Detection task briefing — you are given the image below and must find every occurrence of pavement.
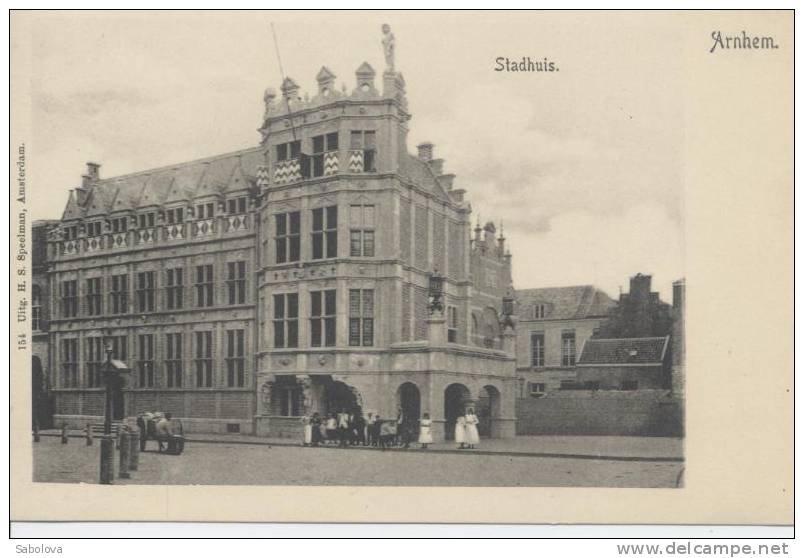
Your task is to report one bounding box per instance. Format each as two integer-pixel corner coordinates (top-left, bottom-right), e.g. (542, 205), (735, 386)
(38, 429), (683, 461)
(32, 435), (685, 487)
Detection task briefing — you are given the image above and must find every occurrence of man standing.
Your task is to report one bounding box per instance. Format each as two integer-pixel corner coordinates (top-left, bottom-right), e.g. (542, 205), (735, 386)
(337, 408), (350, 448)
(155, 412), (173, 453)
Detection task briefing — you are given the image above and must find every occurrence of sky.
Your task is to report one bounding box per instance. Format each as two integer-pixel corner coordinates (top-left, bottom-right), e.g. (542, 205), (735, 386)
(20, 11), (684, 301)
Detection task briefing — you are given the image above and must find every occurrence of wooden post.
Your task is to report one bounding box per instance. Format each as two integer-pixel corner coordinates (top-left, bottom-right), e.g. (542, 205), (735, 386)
(60, 423), (68, 444)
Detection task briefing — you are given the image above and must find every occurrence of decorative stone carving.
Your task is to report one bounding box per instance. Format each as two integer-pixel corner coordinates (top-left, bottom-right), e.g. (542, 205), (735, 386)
(382, 24), (395, 71)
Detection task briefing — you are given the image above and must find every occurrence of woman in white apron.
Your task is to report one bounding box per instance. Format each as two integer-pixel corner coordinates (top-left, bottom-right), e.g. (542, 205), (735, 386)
(454, 415), (466, 449)
(418, 413), (433, 449)
(464, 408), (480, 449)
(301, 414), (313, 447)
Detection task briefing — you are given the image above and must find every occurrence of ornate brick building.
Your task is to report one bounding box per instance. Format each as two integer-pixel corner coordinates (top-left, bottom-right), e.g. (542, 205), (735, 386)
(45, 33), (517, 440)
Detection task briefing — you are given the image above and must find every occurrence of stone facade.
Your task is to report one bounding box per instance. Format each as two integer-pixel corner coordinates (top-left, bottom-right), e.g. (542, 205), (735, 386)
(44, 44), (517, 440)
(514, 285), (615, 397)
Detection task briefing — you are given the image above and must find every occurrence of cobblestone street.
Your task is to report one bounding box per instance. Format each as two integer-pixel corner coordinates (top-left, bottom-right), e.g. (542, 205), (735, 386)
(33, 436), (684, 487)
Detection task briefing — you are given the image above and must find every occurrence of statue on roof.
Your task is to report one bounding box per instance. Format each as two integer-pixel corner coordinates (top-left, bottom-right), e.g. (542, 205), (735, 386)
(381, 24), (395, 71)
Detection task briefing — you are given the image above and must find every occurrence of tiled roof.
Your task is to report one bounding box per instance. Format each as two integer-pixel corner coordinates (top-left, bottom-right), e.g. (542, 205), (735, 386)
(60, 147), (267, 221)
(577, 336), (669, 366)
(515, 285), (616, 320)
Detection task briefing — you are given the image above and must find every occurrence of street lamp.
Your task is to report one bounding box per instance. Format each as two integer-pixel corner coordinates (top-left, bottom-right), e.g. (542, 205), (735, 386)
(428, 269), (444, 314)
(99, 330), (130, 484)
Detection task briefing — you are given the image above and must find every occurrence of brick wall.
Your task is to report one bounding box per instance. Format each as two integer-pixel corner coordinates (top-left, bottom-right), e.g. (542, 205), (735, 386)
(414, 204), (428, 269)
(413, 285), (427, 340)
(400, 199), (411, 263)
(401, 283), (411, 341)
(516, 391), (683, 436)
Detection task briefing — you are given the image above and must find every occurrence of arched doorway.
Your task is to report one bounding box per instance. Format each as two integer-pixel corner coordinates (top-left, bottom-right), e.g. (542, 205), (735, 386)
(444, 383), (471, 440)
(477, 384), (501, 438)
(396, 382), (421, 423)
(323, 380), (360, 415)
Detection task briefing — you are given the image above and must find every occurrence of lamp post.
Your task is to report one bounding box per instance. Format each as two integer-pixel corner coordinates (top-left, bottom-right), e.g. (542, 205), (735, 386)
(99, 334), (115, 484)
(428, 269), (444, 314)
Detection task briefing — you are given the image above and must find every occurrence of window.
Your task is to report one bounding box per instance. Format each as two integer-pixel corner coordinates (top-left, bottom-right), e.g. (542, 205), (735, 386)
(276, 140), (301, 162)
(447, 306), (458, 343)
(226, 329), (245, 387)
(86, 277), (102, 316)
(349, 204), (375, 257)
(60, 280), (78, 318)
(136, 271), (156, 313)
(312, 206), (337, 259)
(273, 293), (299, 348)
(86, 221), (103, 237)
(227, 197), (247, 215)
(194, 331), (213, 388)
(529, 383), (546, 398)
(531, 333), (545, 367)
(310, 290), (336, 347)
(32, 286), (41, 331)
(350, 130), (377, 172)
(111, 217), (128, 233)
(195, 264), (214, 307)
(110, 335), (127, 362)
(110, 274), (129, 314)
(63, 225), (78, 240)
(166, 207), (184, 225)
(561, 331), (576, 367)
(166, 268), (184, 310)
(138, 213), (155, 228)
(195, 202), (215, 219)
(275, 211), (300, 263)
(278, 386), (301, 417)
(165, 333), (183, 388)
(621, 380), (639, 391)
(85, 337), (105, 388)
(61, 338), (78, 388)
(532, 304), (547, 319)
(349, 289), (374, 347)
(137, 334), (155, 388)
(227, 261), (246, 305)
(312, 132), (339, 177)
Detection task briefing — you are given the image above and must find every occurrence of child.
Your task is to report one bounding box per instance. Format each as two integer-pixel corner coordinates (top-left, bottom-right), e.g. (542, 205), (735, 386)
(418, 413), (433, 449)
(455, 414), (466, 449)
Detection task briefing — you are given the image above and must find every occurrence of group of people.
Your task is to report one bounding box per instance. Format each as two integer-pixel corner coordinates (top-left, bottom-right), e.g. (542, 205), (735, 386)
(300, 407), (480, 450)
(136, 411), (185, 454)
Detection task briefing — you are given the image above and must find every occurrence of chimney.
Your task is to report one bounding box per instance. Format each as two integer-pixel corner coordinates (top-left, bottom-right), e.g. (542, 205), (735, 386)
(86, 162), (100, 181)
(417, 142), (433, 162)
(629, 273), (652, 303)
(81, 175), (92, 188)
(429, 158), (444, 175)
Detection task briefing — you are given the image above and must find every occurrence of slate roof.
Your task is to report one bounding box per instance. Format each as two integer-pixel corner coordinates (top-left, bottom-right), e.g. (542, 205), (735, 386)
(60, 147), (267, 221)
(577, 336), (670, 366)
(398, 154), (452, 202)
(516, 285), (616, 321)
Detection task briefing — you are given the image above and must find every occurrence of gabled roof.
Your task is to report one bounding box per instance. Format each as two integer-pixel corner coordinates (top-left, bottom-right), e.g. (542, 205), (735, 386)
(58, 146), (267, 219)
(516, 285), (616, 320)
(577, 336), (670, 366)
(398, 154), (452, 203)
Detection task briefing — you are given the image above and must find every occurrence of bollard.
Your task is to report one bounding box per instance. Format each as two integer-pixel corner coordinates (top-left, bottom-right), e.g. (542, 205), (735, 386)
(86, 423), (94, 446)
(128, 430), (140, 471)
(33, 423), (40, 443)
(118, 429), (131, 479)
(115, 427), (121, 450)
(60, 423), (68, 444)
(99, 435), (115, 485)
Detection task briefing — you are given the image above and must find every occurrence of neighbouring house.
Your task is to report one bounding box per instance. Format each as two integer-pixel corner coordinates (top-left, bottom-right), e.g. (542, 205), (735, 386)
(514, 285), (616, 397)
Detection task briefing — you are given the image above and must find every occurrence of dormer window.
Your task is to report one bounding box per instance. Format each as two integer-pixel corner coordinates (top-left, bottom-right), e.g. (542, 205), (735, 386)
(86, 221), (103, 237)
(63, 225), (78, 240)
(532, 304), (547, 319)
(111, 217), (128, 233)
(227, 197), (247, 215)
(196, 202), (215, 219)
(166, 208), (184, 225)
(138, 212), (155, 228)
(276, 140), (301, 162)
